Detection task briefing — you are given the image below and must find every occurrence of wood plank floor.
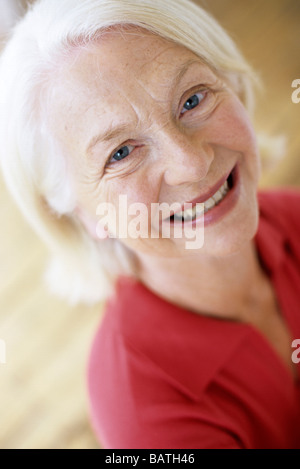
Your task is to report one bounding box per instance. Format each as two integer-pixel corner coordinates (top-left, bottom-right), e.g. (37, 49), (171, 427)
(0, 0), (299, 449)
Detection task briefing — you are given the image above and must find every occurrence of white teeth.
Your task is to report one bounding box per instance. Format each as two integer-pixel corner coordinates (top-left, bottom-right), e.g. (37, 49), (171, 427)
(184, 208), (194, 219)
(174, 209), (191, 221)
(174, 207), (194, 221)
(172, 178), (230, 221)
(173, 210), (184, 220)
(220, 181), (229, 196)
(212, 189), (223, 204)
(204, 197), (215, 212)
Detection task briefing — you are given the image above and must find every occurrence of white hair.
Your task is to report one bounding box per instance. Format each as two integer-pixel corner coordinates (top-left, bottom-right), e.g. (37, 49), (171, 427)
(0, 0), (260, 304)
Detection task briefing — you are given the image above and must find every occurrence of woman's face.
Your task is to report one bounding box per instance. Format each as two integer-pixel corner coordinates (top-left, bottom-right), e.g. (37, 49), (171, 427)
(49, 29), (260, 259)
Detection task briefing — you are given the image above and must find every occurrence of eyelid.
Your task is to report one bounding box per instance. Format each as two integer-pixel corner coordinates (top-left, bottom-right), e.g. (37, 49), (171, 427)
(178, 83), (220, 120)
(106, 143), (138, 167)
(180, 89), (207, 116)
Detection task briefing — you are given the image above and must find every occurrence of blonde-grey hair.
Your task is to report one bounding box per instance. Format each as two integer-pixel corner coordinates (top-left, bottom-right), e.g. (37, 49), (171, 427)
(0, 0), (262, 304)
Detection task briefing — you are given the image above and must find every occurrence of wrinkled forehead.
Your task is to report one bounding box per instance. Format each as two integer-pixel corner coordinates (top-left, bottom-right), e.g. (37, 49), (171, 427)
(51, 27), (210, 104)
(46, 28), (219, 157)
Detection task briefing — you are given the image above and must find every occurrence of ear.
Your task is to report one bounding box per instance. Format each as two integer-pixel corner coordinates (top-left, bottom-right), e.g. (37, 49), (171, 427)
(74, 206), (109, 240)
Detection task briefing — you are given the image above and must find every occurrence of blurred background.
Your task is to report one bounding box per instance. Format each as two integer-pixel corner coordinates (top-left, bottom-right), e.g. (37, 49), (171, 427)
(0, 0), (299, 449)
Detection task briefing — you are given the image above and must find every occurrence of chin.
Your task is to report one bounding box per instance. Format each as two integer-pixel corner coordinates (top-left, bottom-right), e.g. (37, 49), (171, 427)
(202, 197), (259, 259)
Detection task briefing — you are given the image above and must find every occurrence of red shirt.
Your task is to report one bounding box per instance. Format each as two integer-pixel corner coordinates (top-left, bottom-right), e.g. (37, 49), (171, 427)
(87, 189), (300, 449)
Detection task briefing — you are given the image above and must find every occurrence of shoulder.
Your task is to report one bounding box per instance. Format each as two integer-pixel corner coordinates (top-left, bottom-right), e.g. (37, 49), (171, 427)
(91, 276), (250, 398)
(258, 187), (300, 203)
(258, 187), (300, 229)
(254, 187), (300, 276)
(256, 188), (300, 254)
(87, 277), (251, 448)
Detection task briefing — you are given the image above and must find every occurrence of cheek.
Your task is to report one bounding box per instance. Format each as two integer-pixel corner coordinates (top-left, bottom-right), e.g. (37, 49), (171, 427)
(209, 96), (258, 155)
(82, 174), (158, 239)
(104, 163), (163, 208)
(208, 97), (260, 187)
(108, 177), (158, 233)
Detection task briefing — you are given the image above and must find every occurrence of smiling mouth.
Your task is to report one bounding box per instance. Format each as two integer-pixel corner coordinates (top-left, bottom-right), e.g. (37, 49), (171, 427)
(169, 167), (236, 223)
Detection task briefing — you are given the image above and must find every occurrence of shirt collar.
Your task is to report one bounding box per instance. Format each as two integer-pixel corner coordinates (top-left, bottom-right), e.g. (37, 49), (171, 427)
(114, 276), (251, 399)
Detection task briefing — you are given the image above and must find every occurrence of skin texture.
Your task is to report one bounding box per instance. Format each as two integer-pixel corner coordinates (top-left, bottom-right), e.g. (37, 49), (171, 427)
(49, 30), (260, 256)
(48, 29), (296, 378)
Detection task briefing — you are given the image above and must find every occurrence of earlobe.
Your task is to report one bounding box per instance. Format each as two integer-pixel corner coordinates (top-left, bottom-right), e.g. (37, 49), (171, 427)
(74, 205), (108, 241)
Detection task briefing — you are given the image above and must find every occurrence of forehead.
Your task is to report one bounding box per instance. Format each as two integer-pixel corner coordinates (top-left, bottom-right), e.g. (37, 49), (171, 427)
(51, 29), (207, 113)
(47, 29), (214, 154)
(67, 30), (198, 90)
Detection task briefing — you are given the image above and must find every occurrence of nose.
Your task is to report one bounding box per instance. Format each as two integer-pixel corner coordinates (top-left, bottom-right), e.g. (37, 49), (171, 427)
(159, 126), (214, 186)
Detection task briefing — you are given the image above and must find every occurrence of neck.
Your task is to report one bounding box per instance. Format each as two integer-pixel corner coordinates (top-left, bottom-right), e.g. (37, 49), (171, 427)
(136, 241), (268, 322)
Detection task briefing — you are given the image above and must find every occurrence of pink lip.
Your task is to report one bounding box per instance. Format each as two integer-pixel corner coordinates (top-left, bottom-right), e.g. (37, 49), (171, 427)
(202, 164), (240, 227)
(167, 167), (233, 218)
(162, 163), (240, 228)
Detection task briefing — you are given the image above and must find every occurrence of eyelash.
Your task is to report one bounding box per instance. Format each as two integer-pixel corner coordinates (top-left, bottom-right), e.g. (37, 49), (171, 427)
(179, 89), (207, 117)
(107, 87), (210, 165)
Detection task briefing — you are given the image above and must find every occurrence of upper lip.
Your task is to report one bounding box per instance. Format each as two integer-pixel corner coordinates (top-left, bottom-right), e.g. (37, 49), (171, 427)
(167, 167), (234, 218)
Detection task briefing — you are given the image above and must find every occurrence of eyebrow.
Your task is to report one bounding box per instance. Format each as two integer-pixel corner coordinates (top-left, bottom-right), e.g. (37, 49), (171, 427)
(86, 58), (202, 156)
(87, 123), (130, 154)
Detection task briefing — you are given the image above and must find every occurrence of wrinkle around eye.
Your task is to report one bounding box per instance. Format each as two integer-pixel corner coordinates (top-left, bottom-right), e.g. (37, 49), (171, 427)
(104, 148), (147, 179)
(179, 87), (223, 123)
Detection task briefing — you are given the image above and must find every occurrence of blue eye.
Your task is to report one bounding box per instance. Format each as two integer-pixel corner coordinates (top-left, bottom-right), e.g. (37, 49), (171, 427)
(111, 145), (134, 162)
(181, 92), (205, 115)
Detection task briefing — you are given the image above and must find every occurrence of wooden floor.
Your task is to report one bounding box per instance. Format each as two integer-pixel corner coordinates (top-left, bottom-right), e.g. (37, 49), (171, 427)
(0, 0), (299, 449)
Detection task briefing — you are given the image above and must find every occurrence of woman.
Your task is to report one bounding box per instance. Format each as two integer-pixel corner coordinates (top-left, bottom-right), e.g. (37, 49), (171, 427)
(0, 0), (299, 449)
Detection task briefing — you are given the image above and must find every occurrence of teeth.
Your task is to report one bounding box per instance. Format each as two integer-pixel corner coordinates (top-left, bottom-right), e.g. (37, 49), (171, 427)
(212, 189), (223, 204)
(173, 178), (230, 221)
(184, 208), (194, 221)
(204, 197), (215, 212)
(220, 181), (229, 196)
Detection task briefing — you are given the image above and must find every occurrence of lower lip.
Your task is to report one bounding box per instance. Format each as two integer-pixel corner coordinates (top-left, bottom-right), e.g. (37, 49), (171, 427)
(170, 164), (240, 229)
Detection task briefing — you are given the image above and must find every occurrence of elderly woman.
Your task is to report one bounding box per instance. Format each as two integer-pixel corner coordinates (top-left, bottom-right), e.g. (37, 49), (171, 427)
(0, 0), (299, 449)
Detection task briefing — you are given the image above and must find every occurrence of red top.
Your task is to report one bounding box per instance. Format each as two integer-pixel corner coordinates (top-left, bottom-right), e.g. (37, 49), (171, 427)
(87, 189), (300, 449)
